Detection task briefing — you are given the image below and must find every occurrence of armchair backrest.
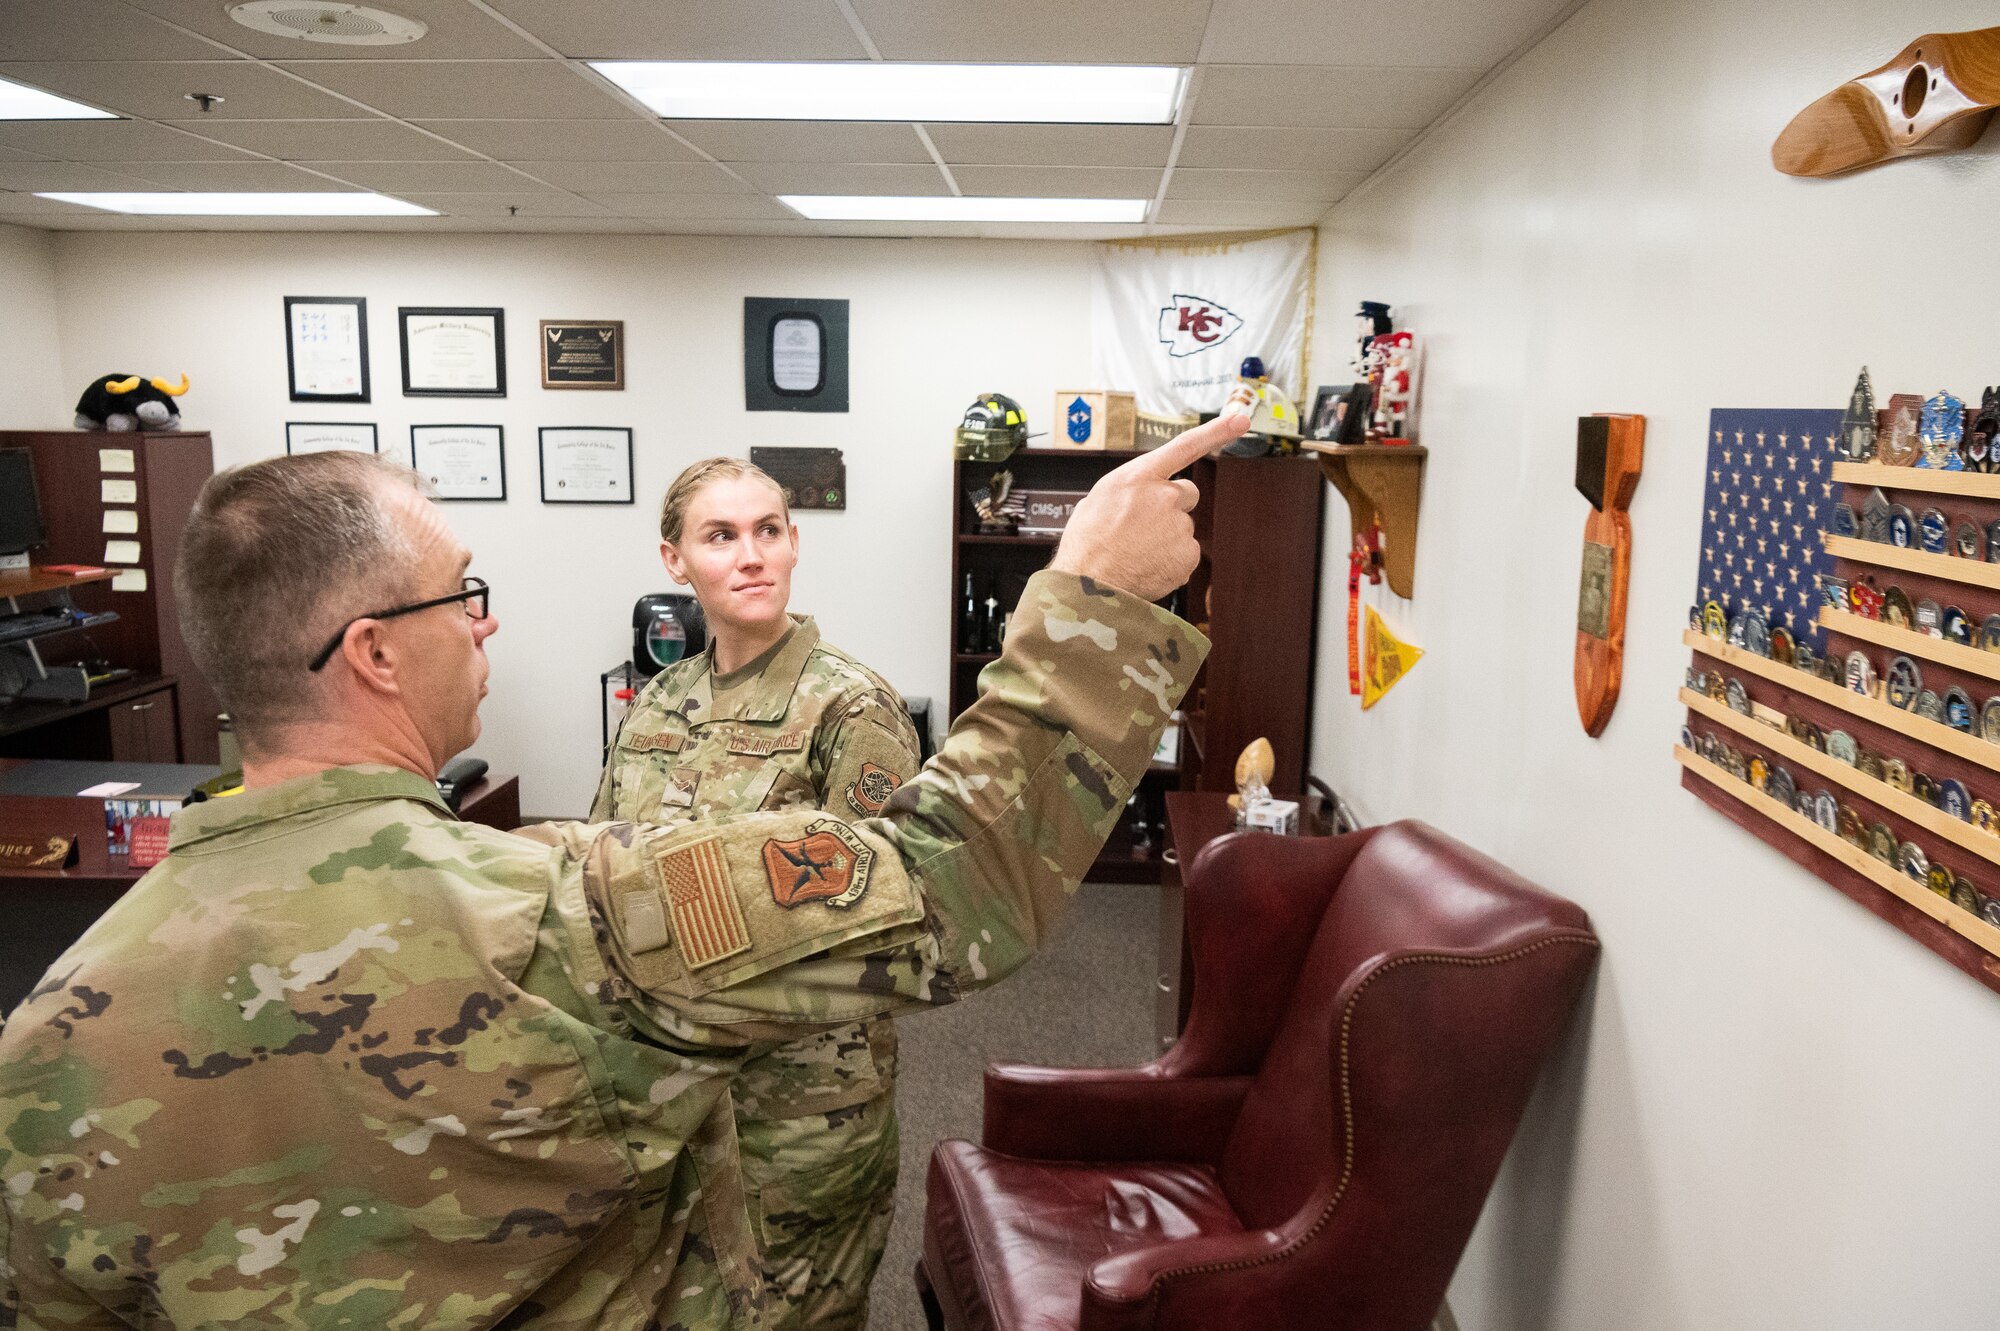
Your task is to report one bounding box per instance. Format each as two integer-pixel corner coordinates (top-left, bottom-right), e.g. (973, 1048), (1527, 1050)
(1203, 821), (1599, 1325)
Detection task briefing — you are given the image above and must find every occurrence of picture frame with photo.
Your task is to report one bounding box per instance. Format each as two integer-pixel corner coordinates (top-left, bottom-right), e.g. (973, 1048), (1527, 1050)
(1308, 383), (1355, 441)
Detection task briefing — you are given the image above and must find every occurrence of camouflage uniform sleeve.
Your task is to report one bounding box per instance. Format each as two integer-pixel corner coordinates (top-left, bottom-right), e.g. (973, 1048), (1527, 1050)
(819, 683), (922, 819)
(3, 1189), (123, 1330)
(586, 751), (617, 823)
(529, 570), (1205, 1040)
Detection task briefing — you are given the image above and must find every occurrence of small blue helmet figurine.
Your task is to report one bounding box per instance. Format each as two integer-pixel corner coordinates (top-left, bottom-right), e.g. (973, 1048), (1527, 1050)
(1238, 355), (1267, 380)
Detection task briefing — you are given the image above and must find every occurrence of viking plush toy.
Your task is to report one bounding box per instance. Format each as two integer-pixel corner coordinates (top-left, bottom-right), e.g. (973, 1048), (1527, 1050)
(74, 373), (189, 432)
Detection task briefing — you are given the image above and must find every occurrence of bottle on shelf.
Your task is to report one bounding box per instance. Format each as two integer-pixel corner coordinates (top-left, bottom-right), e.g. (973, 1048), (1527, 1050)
(960, 573), (980, 653)
(980, 593), (1003, 654)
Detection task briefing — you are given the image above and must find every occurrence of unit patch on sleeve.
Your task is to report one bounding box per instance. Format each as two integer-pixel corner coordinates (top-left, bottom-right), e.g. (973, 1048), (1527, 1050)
(845, 761), (902, 816)
(657, 835), (751, 969)
(762, 818), (876, 910)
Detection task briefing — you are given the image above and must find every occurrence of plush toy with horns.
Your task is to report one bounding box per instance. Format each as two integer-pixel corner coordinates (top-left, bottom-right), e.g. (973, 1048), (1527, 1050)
(74, 373), (189, 432)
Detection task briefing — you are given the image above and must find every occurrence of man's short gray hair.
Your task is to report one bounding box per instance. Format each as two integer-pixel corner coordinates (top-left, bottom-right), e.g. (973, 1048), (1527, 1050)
(175, 451), (425, 744)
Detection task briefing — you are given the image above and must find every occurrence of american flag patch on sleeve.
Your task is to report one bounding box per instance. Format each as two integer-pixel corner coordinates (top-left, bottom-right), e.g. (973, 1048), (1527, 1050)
(657, 836), (752, 969)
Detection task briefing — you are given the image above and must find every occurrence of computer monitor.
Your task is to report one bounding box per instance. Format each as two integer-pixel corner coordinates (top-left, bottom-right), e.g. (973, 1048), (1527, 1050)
(0, 449), (46, 559)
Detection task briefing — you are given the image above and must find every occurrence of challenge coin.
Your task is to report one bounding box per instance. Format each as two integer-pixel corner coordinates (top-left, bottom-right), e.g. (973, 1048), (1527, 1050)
(1826, 729), (1858, 765)
(1943, 605), (1971, 645)
(1927, 863), (1955, 898)
(1885, 758), (1914, 792)
(1726, 677), (1751, 714)
(1863, 489), (1894, 543)
(1982, 615), (2000, 652)
(1749, 756), (1769, 791)
(1915, 598), (1943, 638)
(1703, 601), (1727, 639)
(1831, 503), (1859, 538)
(1868, 822), (1897, 862)
(1838, 803), (1865, 844)
(1919, 507), (1950, 554)
(1844, 651), (1876, 696)
(1705, 669), (1727, 701)
(1984, 696), (2000, 744)
(1953, 876), (1980, 912)
(1886, 655), (1922, 709)
(1884, 587), (1914, 628)
(1941, 778), (1972, 821)
(1900, 841), (1929, 881)
(1956, 515), (1986, 559)
(1916, 689), (1945, 723)
(1770, 625), (1795, 665)
(1914, 771), (1939, 805)
(1814, 790), (1839, 832)
(1888, 505), (1916, 548)
(1743, 610), (1771, 657)
(1767, 764), (1797, 808)
(1945, 686), (1975, 733)
(1974, 799), (1998, 834)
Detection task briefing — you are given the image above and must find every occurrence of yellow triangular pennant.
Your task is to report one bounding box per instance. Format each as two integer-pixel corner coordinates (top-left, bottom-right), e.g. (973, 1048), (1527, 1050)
(1361, 605), (1423, 710)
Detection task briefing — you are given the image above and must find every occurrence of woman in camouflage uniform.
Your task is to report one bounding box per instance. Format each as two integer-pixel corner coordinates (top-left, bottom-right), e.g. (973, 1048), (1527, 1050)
(591, 457), (920, 1330)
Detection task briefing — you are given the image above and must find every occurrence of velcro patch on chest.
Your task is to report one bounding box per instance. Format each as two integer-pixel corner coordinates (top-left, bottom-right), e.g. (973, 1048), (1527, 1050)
(624, 731), (687, 754)
(845, 762), (902, 816)
(658, 836), (752, 969)
(726, 727), (808, 757)
(662, 767), (701, 810)
(761, 819), (876, 909)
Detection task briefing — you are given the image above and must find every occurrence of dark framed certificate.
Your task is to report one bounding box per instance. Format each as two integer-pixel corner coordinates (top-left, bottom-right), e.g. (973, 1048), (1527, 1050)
(284, 296), (369, 403)
(400, 307), (506, 397)
(743, 297), (848, 413)
(285, 422), (378, 455)
(539, 427), (633, 504)
(412, 424), (506, 501)
(541, 320), (624, 390)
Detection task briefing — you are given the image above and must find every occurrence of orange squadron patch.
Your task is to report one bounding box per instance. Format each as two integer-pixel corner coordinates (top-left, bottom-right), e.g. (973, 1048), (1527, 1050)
(762, 820), (876, 909)
(845, 762), (902, 816)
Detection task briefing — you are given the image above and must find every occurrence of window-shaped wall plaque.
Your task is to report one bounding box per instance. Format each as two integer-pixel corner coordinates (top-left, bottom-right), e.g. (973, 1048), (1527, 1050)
(744, 297), (848, 412)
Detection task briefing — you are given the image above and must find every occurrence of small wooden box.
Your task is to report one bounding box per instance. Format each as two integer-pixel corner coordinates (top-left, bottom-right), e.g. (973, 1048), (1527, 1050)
(1054, 390), (1136, 450)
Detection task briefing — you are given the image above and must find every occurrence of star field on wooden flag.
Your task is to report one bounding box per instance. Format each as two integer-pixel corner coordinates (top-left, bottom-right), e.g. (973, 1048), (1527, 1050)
(1695, 409), (1843, 654)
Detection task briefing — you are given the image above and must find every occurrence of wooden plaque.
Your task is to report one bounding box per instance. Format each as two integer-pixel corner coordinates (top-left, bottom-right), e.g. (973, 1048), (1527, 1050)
(1575, 413), (1645, 735)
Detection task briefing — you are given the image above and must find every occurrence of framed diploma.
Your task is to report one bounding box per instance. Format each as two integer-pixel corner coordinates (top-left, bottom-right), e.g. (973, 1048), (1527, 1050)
(541, 320), (624, 389)
(400, 306), (506, 397)
(539, 427), (633, 504)
(286, 422), (379, 455)
(285, 296), (369, 403)
(743, 297), (848, 413)
(412, 424), (506, 501)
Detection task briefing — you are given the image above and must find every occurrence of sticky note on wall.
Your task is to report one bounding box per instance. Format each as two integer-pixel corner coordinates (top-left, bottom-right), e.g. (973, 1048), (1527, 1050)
(102, 510), (138, 534)
(103, 540), (141, 565)
(102, 480), (137, 504)
(111, 569), (147, 593)
(97, 448), (135, 473)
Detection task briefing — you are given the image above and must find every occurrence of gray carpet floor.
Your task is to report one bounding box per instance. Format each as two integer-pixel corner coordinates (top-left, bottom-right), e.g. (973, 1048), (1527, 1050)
(865, 880), (1163, 1331)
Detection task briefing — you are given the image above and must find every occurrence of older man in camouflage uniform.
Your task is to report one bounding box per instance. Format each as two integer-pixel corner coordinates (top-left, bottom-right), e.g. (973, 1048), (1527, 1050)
(592, 600), (920, 1331)
(0, 413), (1242, 1330)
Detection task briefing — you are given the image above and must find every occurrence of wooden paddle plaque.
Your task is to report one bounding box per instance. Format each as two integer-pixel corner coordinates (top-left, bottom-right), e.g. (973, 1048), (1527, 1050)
(1773, 26), (2000, 177)
(1575, 413), (1645, 736)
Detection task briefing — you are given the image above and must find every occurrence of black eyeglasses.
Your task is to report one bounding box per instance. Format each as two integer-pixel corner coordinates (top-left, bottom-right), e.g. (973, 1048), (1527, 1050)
(308, 576), (490, 672)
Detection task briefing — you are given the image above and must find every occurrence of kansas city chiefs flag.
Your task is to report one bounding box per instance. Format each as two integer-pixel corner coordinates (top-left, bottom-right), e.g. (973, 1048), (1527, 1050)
(1089, 228), (1315, 418)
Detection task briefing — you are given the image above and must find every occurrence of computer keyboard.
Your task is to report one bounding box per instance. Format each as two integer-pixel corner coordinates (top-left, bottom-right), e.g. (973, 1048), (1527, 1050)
(0, 609), (120, 643)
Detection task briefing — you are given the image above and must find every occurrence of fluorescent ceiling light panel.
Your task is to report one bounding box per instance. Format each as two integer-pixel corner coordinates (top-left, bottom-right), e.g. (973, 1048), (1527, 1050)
(37, 192), (437, 216)
(0, 76), (116, 120)
(780, 195), (1148, 223)
(593, 61), (1185, 124)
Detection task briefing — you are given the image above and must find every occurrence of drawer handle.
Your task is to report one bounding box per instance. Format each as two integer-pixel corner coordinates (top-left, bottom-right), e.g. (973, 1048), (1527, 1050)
(130, 701), (155, 711)
(1161, 848), (1178, 866)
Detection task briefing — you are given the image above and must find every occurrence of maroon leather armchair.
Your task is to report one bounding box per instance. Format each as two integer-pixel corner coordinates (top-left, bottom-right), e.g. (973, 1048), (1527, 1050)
(917, 820), (1599, 1331)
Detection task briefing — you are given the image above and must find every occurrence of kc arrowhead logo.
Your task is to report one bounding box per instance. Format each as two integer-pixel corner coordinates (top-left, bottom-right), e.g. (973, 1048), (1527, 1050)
(1156, 294), (1244, 358)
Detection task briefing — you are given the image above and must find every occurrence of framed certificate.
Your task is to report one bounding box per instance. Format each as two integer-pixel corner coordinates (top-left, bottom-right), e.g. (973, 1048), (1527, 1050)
(411, 424), (506, 501)
(286, 422), (379, 455)
(743, 297), (848, 413)
(541, 320), (624, 389)
(285, 296), (369, 403)
(400, 306), (506, 397)
(539, 427), (633, 504)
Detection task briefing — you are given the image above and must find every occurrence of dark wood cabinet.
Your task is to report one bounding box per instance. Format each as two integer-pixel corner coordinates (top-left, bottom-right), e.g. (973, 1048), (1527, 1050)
(0, 431), (218, 762)
(948, 448), (1324, 883)
(106, 685), (180, 763)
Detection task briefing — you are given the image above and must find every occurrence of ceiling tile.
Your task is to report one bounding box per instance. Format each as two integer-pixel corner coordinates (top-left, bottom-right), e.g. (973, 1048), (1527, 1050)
(160, 119), (479, 162)
(668, 121), (931, 164)
(0, 190), (144, 215)
(453, 217), (663, 233)
(400, 193), (615, 219)
(849, 0), (1210, 63)
(306, 160), (552, 193)
(508, 160), (749, 193)
(1176, 126), (1409, 173)
(1165, 167), (1366, 202)
(280, 61), (634, 119)
(0, 120), (261, 162)
(1154, 199), (1334, 227)
(949, 165), (1161, 199)
(583, 194), (798, 220)
(927, 124), (1174, 168)
(1193, 65), (1481, 129)
(0, 161), (161, 191)
(0, 0), (232, 62)
(116, 0), (547, 60)
(486, 0), (867, 59)
(411, 120), (698, 162)
(0, 61), (375, 121)
(652, 220), (824, 237)
(1204, 0), (1573, 68)
(0, 146), (49, 162)
(730, 162), (948, 195)
(88, 161), (359, 191)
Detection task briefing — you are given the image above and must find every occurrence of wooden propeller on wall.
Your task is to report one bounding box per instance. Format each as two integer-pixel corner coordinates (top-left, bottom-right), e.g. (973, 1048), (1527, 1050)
(1773, 26), (2000, 176)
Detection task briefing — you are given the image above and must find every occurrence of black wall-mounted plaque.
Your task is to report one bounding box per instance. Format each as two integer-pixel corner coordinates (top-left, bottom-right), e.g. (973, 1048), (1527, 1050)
(751, 446), (847, 510)
(744, 297), (848, 413)
(541, 320), (624, 389)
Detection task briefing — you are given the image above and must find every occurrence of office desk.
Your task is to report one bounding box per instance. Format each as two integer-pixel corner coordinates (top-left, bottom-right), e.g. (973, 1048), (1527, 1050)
(0, 762), (521, 1012)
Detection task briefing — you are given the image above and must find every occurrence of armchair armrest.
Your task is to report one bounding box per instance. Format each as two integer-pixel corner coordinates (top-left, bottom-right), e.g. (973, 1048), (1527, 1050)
(1082, 1228), (1296, 1331)
(981, 1063), (1253, 1164)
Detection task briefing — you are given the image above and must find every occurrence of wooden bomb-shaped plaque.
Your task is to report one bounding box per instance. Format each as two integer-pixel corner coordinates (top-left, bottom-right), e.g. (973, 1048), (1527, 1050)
(1574, 414), (1644, 736)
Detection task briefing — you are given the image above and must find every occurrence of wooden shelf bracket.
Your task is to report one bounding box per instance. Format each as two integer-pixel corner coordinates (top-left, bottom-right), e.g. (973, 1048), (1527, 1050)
(1303, 443), (1427, 598)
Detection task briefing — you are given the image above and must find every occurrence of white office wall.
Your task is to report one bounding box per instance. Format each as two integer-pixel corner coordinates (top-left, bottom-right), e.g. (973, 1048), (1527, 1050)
(47, 231), (1094, 813)
(0, 222), (68, 428)
(1309, 0), (2000, 1327)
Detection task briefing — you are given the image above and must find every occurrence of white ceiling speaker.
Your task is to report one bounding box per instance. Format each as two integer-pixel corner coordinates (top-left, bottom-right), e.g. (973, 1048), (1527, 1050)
(226, 2), (428, 45)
